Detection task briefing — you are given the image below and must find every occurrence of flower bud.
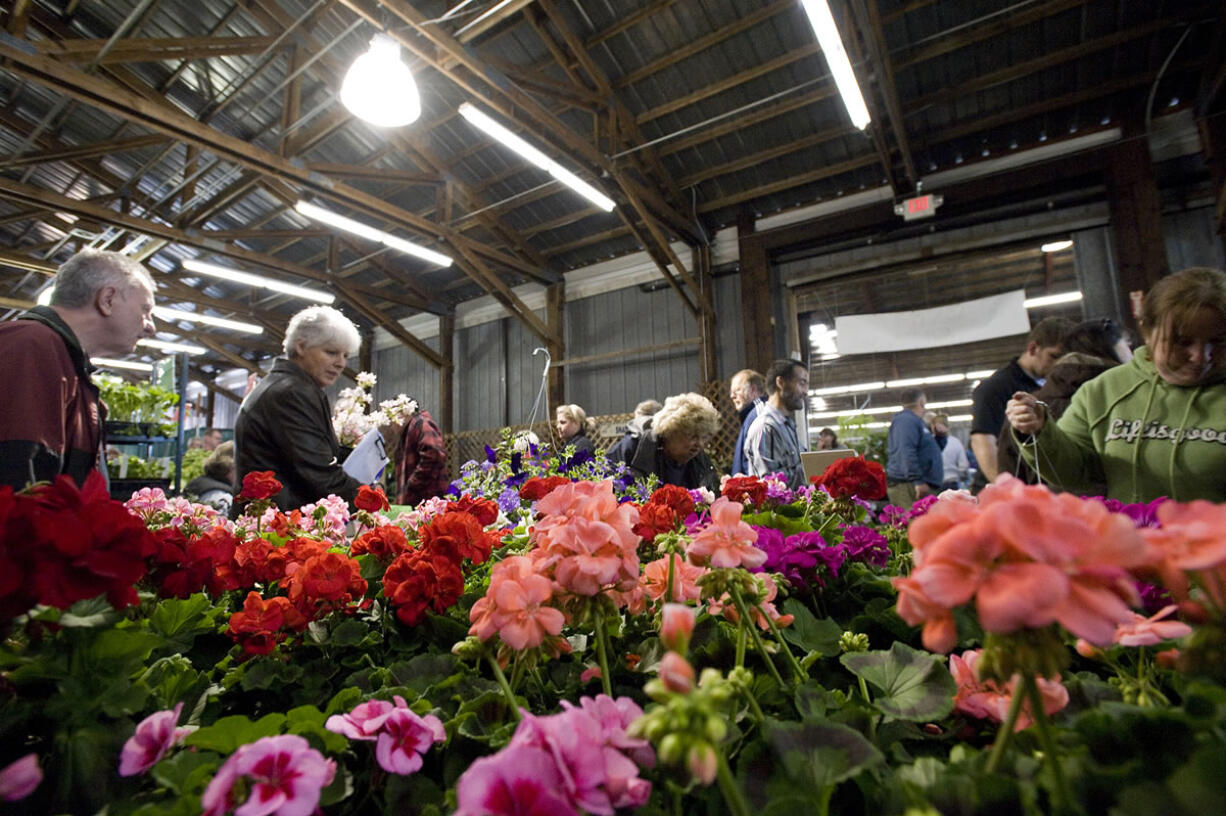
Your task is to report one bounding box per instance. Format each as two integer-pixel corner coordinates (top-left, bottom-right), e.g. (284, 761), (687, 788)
(1155, 648), (1180, 669)
(659, 651), (695, 693)
(1074, 639), (1104, 660)
(704, 715), (727, 743)
(839, 631), (869, 653)
(658, 733), (686, 765)
(687, 742), (718, 786)
(661, 603), (697, 654)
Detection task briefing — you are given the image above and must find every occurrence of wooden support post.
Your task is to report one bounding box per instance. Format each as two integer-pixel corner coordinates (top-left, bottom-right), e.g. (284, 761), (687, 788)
(206, 390), (216, 428)
(1199, 114), (1226, 240)
(438, 313), (455, 434)
(693, 244), (718, 386)
(546, 281), (565, 410)
(737, 210), (775, 373)
(359, 331), (373, 374)
(1105, 130), (1168, 325)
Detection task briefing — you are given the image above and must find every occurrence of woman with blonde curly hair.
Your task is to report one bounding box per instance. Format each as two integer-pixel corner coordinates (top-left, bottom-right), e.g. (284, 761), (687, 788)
(608, 392), (720, 491)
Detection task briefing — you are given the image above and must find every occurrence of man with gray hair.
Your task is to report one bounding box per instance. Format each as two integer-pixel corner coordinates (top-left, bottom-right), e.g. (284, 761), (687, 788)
(0, 249), (155, 489)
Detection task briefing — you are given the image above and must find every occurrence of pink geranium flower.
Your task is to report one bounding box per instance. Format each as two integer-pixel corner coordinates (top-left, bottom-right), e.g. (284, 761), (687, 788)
(560, 695), (654, 770)
(686, 497), (765, 569)
(531, 481), (642, 597)
(1113, 604), (1192, 647)
(468, 555), (566, 650)
(660, 603), (696, 653)
(0, 753), (41, 802)
(119, 702), (193, 777)
(949, 649), (1069, 732)
(201, 734), (336, 816)
(658, 651), (696, 693)
(455, 742), (577, 816)
(640, 554), (706, 603)
(375, 708), (446, 775)
(895, 477), (1146, 650)
(325, 697), (401, 741)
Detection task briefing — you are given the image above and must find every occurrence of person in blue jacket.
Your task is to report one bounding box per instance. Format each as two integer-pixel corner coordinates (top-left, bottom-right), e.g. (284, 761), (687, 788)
(885, 388), (943, 508)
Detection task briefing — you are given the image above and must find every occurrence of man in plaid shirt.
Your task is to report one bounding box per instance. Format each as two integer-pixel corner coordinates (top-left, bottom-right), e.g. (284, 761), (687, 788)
(395, 406), (449, 505)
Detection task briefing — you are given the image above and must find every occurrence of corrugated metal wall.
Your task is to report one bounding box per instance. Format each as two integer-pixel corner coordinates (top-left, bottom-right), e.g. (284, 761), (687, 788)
(1164, 206), (1226, 272)
(373, 336), (441, 421)
(368, 276), (743, 432)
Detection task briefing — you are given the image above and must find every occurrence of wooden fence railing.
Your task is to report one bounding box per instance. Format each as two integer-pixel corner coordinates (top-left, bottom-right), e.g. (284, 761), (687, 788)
(441, 380), (739, 479)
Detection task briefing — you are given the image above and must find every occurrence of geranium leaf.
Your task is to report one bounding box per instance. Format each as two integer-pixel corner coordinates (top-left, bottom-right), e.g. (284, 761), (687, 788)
(150, 749), (219, 796)
(59, 596), (121, 628)
(839, 641), (956, 721)
(329, 618), (369, 648)
(389, 653), (463, 696)
(185, 713), (287, 754)
(147, 594), (214, 637)
(240, 657), (304, 691)
(779, 600), (842, 656)
(764, 716), (884, 788)
(286, 704), (348, 752)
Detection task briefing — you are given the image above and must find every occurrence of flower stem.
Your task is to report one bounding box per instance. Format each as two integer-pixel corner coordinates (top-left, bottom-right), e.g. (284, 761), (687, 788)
(729, 586), (786, 688)
(1022, 674), (1075, 814)
(715, 749), (752, 816)
(592, 604), (614, 697)
(985, 678), (1028, 774)
(487, 654), (521, 722)
(735, 621), (747, 668)
(759, 599), (807, 685)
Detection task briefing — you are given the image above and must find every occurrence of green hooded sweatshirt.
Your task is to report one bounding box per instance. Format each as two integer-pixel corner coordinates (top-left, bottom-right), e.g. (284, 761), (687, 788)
(1017, 346), (1226, 502)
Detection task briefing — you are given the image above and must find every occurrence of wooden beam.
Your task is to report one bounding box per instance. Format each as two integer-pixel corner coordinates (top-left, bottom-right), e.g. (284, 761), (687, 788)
(189, 333), (263, 375)
(905, 19), (1179, 115)
(331, 279), (444, 369)
(0, 133), (168, 168)
(698, 153), (880, 214)
(1105, 131), (1168, 324)
(661, 85), (837, 156)
(187, 364), (245, 406)
(613, 0), (793, 89)
(857, 0), (918, 186)
(305, 162), (443, 186)
(680, 125), (857, 188)
(438, 312), (454, 433)
(0, 294), (35, 311)
(0, 175), (434, 313)
(545, 282), (564, 409)
(553, 337), (700, 367)
(895, 0), (1092, 70)
(34, 35), (283, 64)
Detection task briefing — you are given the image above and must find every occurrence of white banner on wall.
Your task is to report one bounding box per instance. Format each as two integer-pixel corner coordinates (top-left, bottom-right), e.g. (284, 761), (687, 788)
(834, 289), (1030, 354)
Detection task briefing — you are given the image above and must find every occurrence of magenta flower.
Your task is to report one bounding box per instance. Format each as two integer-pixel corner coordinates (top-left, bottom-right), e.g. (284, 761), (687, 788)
(0, 753), (41, 802)
(455, 742), (578, 816)
(560, 695), (654, 770)
(374, 708), (446, 775)
(201, 734), (336, 816)
(840, 525), (890, 568)
(119, 703), (193, 777)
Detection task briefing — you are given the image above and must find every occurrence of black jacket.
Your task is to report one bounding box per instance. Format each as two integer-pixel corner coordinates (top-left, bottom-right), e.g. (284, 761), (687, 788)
(609, 418), (720, 493)
(234, 358), (359, 511)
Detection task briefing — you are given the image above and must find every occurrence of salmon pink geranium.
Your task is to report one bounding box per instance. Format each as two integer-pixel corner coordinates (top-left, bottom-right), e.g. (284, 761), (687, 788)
(686, 497), (764, 569)
(949, 649), (1069, 732)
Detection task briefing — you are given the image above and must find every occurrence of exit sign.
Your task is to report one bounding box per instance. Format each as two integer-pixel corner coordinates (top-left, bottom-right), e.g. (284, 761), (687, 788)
(894, 193), (943, 221)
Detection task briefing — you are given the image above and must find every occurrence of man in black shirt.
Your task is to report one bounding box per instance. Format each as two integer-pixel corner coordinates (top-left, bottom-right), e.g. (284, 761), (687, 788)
(969, 316), (1074, 491)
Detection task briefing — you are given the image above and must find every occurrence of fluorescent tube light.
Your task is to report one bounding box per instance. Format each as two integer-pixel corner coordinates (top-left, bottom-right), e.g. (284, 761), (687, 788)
(182, 258), (335, 304)
(811, 380), (886, 397)
(457, 103), (616, 212)
(154, 307), (263, 334)
(1024, 291), (1083, 308)
(1041, 240), (1073, 253)
(293, 201), (453, 267)
(92, 357), (153, 372)
(800, 0), (871, 130)
(137, 338), (207, 355)
(886, 373), (966, 388)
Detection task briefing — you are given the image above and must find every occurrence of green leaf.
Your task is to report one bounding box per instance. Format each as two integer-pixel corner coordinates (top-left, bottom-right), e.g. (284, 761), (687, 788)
(285, 704), (348, 752)
(389, 654), (463, 697)
(764, 716), (884, 788)
(150, 749), (220, 796)
(240, 657), (305, 691)
(148, 594), (216, 637)
(59, 596), (122, 628)
(839, 641), (956, 721)
(185, 713), (287, 754)
(780, 600), (842, 656)
(328, 618), (370, 647)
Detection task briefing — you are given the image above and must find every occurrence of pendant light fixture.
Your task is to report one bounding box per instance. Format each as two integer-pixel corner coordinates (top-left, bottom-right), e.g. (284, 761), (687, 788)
(340, 33), (421, 128)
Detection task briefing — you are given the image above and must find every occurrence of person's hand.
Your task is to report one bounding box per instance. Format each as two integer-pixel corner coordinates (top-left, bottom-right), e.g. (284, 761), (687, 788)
(915, 482), (932, 499)
(1006, 391), (1047, 435)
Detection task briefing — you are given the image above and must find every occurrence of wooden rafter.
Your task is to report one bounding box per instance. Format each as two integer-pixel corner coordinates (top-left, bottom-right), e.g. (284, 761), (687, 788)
(0, 133), (168, 168)
(34, 35), (284, 64)
(853, 0), (918, 187)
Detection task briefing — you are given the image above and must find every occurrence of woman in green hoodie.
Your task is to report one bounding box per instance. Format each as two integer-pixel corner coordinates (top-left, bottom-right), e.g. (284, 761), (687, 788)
(1007, 267), (1226, 502)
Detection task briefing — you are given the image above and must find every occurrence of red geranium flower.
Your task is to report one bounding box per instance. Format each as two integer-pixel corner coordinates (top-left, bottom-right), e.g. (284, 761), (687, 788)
(351, 525), (410, 561)
(355, 485), (390, 513)
(419, 511), (494, 566)
(238, 471), (282, 501)
(519, 476), (571, 502)
(813, 456), (887, 501)
(227, 591), (307, 656)
(382, 549), (465, 627)
(721, 476), (767, 507)
(286, 551), (367, 617)
(447, 496), (499, 526)
(633, 502), (685, 542)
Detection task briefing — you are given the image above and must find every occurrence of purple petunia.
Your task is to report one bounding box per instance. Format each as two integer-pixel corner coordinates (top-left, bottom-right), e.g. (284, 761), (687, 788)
(839, 525), (890, 568)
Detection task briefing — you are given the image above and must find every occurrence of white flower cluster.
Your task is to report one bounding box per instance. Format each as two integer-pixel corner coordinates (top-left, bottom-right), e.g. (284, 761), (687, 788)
(331, 372), (419, 447)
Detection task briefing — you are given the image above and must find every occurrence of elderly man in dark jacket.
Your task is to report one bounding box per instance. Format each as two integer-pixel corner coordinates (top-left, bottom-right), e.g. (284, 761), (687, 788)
(235, 305), (361, 511)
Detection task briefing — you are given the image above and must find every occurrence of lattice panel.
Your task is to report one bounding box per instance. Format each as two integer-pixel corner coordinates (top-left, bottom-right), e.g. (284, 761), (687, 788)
(442, 381), (738, 479)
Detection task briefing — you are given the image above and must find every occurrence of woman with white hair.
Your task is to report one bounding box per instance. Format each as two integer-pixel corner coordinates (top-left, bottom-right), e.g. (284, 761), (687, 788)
(608, 392), (721, 491)
(234, 305), (362, 510)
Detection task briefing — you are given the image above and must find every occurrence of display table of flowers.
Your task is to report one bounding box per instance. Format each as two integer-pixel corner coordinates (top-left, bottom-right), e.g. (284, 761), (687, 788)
(1, 439), (1223, 815)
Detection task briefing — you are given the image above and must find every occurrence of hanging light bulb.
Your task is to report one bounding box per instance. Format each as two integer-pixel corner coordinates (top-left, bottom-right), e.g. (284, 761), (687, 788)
(340, 34), (421, 128)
